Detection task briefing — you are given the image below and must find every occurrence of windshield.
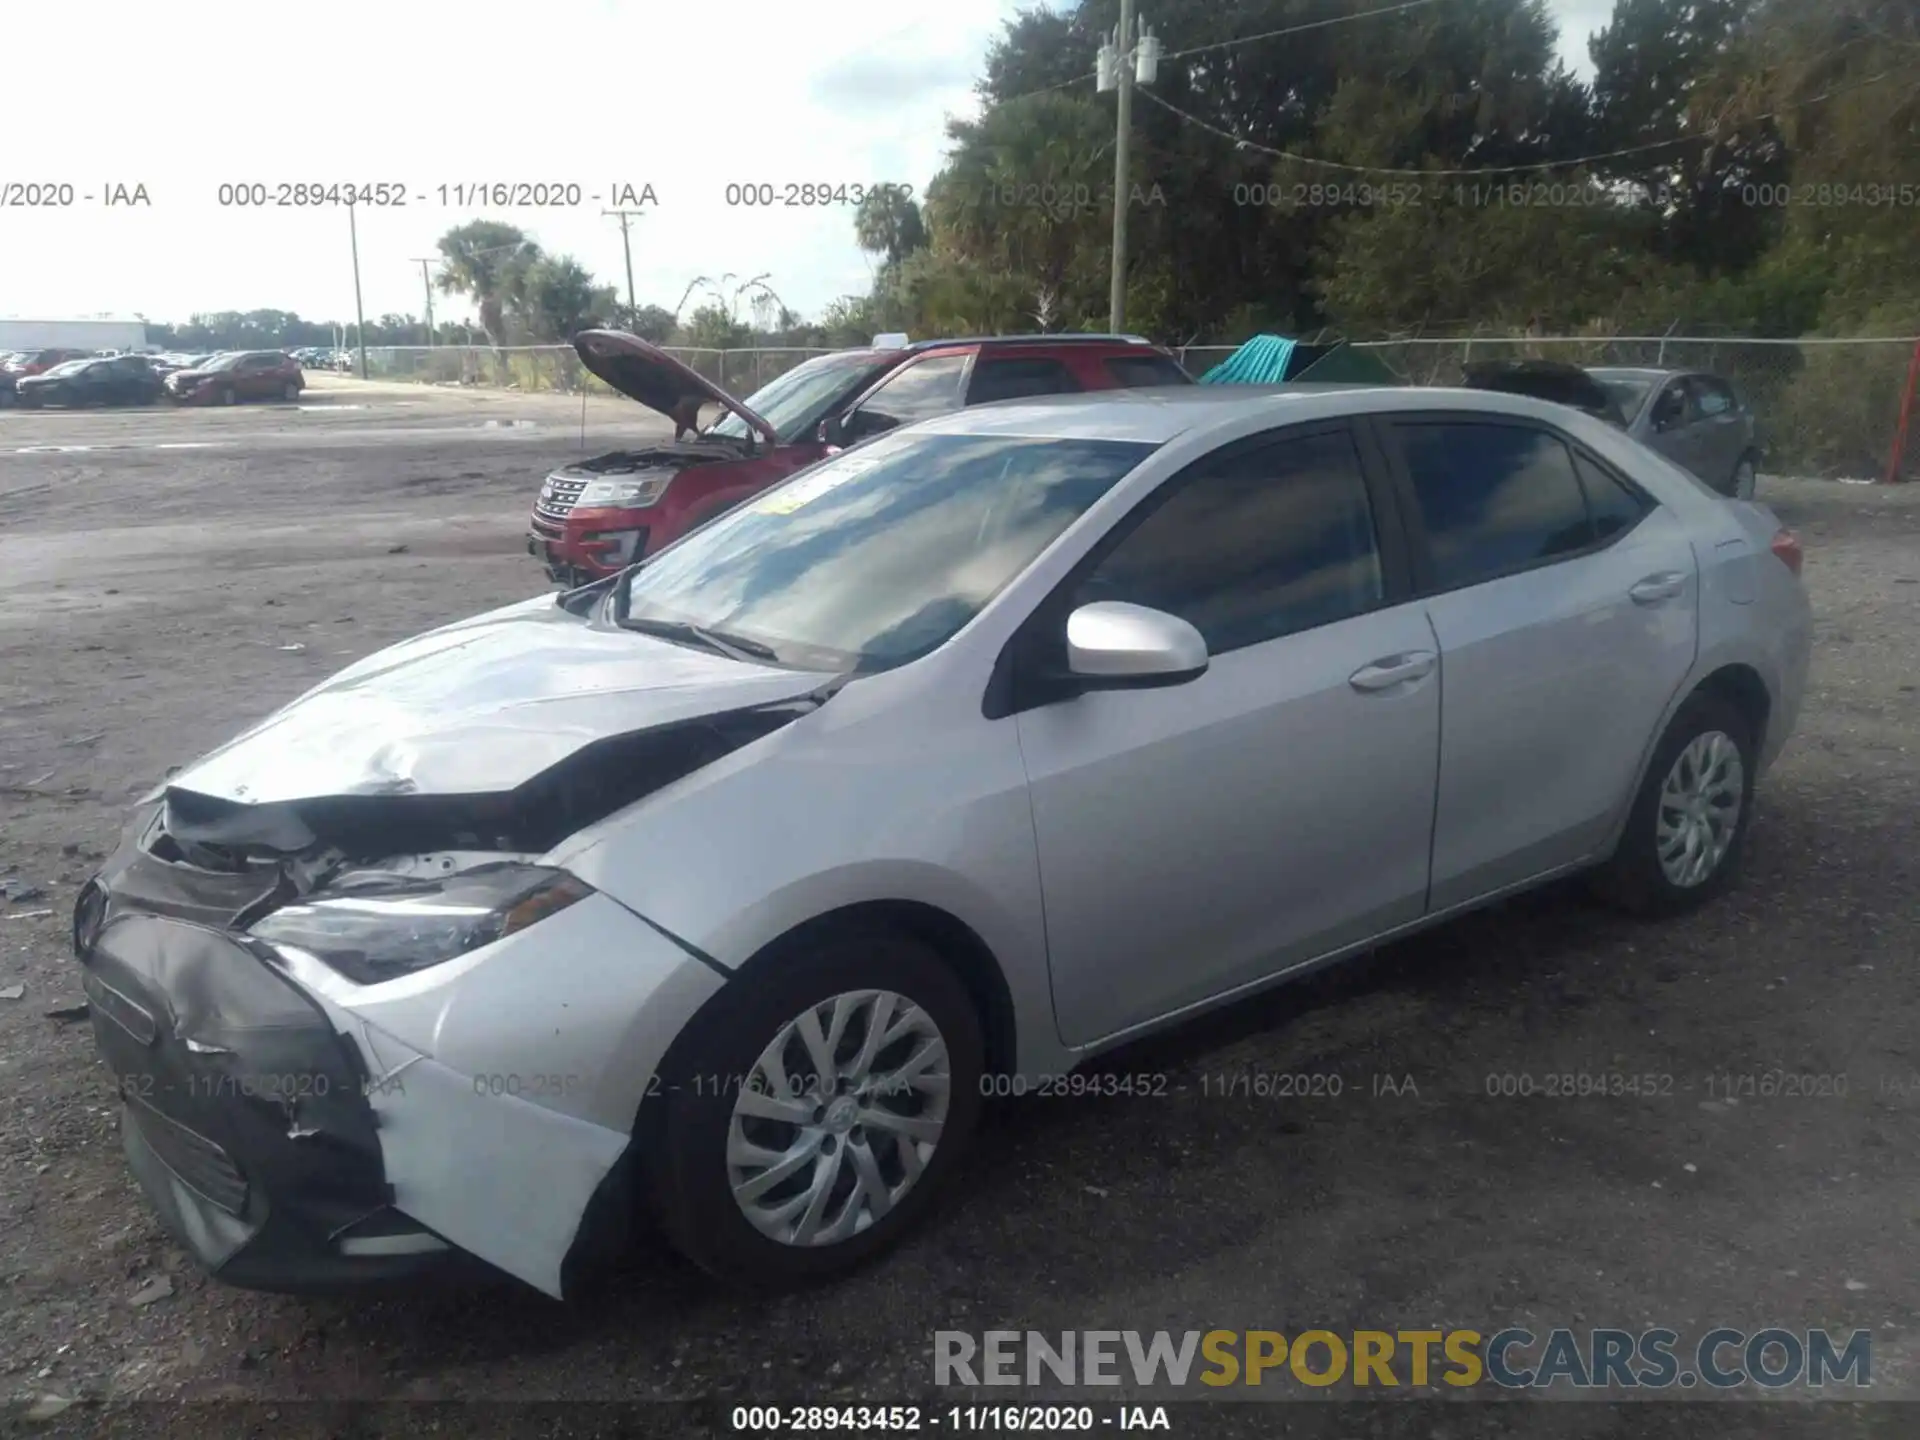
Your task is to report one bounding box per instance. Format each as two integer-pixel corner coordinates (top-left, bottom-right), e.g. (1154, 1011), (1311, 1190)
(707, 353), (898, 443)
(1595, 376), (1654, 420)
(615, 431), (1156, 672)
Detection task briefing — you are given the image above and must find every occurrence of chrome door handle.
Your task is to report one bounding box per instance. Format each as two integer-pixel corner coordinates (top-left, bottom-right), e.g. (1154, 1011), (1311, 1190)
(1629, 572), (1687, 605)
(1349, 651), (1436, 692)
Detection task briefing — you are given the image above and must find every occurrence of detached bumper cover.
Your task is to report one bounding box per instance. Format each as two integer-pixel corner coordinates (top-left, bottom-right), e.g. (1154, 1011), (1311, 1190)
(81, 912), (454, 1290)
(75, 805), (731, 1297)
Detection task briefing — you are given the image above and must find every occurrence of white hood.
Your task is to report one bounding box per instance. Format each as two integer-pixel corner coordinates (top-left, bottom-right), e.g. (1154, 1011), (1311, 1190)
(165, 594), (835, 806)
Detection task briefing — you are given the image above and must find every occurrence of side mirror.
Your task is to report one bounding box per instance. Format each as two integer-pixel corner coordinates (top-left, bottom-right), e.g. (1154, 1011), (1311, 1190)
(817, 414), (847, 447)
(1064, 602), (1208, 688)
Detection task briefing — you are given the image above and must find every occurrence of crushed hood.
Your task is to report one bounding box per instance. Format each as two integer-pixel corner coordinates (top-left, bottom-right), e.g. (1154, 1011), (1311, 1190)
(164, 594), (836, 808)
(573, 329), (779, 448)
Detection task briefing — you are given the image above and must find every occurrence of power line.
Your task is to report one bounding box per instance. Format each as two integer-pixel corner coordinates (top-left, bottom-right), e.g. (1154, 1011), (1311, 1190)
(1134, 66), (1898, 178)
(997, 0), (1439, 105)
(1162, 0), (1439, 60)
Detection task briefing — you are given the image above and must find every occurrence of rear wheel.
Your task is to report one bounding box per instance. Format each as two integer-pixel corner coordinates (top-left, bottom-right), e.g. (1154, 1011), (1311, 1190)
(647, 925), (984, 1289)
(1730, 456), (1757, 499)
(1592, 692), (1756, 916)
(283, 381), (301, 401)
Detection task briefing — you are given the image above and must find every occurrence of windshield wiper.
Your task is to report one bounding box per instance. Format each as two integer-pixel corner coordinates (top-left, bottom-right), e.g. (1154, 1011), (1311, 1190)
(619, 615), (780, 663)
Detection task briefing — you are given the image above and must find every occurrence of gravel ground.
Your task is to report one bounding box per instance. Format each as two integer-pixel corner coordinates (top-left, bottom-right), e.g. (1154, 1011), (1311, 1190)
(1, 390), (1917, 1438)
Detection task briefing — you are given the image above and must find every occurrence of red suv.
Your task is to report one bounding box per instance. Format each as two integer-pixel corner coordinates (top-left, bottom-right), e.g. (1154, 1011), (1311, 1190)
(164, 350), (305, 405)
(529, 331), (1192, 586)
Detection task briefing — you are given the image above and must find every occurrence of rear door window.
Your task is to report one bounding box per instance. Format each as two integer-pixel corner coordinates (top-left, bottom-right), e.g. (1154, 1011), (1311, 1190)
(1571, 452), (1655, 542)
(1104, 354), (1193, 387)
(1392, 420), (1596, 592)
(966, 356), (1082, 405)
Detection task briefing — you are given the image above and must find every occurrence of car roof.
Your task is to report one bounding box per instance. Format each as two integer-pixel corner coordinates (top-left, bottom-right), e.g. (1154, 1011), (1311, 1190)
(912, 383), (1615, 446)
(908, 333), (1161, 354)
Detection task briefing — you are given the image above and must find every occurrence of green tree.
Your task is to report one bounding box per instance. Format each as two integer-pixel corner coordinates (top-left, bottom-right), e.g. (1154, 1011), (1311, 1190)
(625, 304), (678, 342)
(679, 302), (753, 349)
(434, 222), (542, 347)
(853, 186), (930, 269)
(512, 256), (617, 341)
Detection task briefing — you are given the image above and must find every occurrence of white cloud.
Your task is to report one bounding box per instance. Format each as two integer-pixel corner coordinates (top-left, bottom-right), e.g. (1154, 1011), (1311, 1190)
(0, 0), (1609, 327)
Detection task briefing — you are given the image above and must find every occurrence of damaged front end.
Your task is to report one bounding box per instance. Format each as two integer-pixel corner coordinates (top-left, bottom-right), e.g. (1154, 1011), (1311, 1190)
(78, 911), (452, 1290)
(73, 693), (825, 1296)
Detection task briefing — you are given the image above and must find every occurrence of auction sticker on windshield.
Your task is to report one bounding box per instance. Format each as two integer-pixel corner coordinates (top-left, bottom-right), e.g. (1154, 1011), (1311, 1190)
(753, 454), (886, 516)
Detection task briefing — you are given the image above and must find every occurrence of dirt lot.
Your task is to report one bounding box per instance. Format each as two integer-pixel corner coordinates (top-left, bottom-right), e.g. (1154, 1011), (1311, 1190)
(1, 385), (1918, 1438)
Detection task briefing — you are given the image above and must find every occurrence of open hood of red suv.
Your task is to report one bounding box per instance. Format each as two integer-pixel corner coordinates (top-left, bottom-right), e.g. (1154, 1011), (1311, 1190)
(573, 330), (779, 448)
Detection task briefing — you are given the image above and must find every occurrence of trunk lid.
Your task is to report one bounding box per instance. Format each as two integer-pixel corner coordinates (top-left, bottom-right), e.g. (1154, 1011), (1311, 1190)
(1461, 360), (1626, 424)
(573, 330), (779, 448)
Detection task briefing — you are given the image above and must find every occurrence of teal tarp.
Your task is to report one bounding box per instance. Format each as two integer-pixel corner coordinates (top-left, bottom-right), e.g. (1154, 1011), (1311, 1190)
(1199, 334), (1295, 384)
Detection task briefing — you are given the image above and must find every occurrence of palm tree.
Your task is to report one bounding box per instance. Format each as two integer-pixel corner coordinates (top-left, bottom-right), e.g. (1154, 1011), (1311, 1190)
(434, 222), (543, 348)
(853, 187), (929, 270)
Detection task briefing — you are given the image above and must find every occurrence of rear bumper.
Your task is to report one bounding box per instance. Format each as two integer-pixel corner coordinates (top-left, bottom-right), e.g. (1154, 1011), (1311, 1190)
(81, 911), (459, 1291)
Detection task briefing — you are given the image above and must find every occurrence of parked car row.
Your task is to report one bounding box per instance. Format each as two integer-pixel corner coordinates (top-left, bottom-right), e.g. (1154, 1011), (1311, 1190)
(291, 347), (354, 371)
(73, 343), (1811, 1299)
(0, 349), (304, 407)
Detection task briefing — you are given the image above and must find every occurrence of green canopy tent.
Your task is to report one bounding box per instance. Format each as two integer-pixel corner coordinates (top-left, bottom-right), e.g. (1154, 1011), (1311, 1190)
(1196, 334), (1400, 386)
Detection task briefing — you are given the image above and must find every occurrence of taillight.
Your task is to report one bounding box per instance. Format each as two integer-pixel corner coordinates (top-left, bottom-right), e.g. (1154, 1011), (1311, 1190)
(1770, 527), (1803, 577)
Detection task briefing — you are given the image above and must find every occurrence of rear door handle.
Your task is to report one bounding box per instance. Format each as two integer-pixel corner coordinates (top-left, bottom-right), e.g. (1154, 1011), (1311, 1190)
(1629, 572), (1688, 605)
(1349, 650), (1436, 692)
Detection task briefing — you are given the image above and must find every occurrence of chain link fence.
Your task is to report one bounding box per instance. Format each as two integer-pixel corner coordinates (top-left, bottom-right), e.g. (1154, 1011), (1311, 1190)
(346, 333), (1920, 481)
(352, 345), (836, 397)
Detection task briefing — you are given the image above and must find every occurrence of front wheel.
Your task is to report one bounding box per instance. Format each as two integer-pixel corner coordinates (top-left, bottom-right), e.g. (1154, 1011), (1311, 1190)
(1591, 692), (1757, 916)
(1730, 456), (1757, 500)
(282, 381), (301, 401)
(221, 385), (238, 406)
(647, 926), (984, 1289)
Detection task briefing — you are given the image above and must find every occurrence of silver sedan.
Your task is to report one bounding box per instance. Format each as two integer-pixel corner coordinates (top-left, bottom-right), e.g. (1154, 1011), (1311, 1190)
(75, 384), (1811, 1296)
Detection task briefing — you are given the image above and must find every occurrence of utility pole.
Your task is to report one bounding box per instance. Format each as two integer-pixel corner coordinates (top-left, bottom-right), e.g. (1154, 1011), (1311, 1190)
(1109, 0), (1135, 332)
(1098, 5), (1159, 333)
(410, 258), (437, 346)
(604, 209), (643, 326)
(347, 200), (368, 379)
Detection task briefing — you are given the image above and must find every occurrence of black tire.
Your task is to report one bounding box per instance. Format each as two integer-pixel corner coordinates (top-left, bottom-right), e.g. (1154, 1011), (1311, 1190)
(1591, 691), (1757, 916)
(647, 924), (984, 1290)
(221, 385), (238, 406)
(283, 381), (301, 401)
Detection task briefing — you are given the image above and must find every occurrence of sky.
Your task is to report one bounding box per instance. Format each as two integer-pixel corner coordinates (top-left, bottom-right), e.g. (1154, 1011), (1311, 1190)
(0, 0), (1616, 333)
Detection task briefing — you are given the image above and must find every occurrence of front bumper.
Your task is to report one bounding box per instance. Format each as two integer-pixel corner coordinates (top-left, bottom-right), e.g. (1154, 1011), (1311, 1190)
(79, 910), (459, 1290)
(526, 526), (647, 587)
(75, 802), (728, 1297)
(73, 811), (457, 1290)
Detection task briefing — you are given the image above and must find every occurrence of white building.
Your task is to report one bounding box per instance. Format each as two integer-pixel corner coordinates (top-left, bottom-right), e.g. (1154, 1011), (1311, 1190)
(0, 317), (148, 353)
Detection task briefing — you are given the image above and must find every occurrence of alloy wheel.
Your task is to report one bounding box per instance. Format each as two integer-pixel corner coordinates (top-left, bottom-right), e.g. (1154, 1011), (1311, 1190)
(727, 988), (951, 1247)
(1655, 730), (1744, 888)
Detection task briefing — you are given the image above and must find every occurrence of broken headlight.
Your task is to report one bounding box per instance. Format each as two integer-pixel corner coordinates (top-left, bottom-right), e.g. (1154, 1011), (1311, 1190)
(247, 863), (593, 984)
